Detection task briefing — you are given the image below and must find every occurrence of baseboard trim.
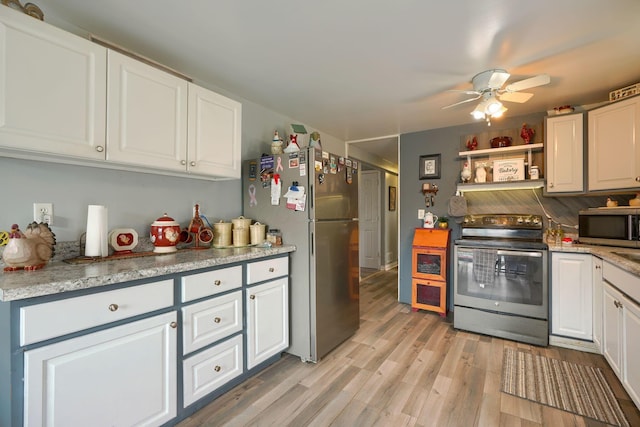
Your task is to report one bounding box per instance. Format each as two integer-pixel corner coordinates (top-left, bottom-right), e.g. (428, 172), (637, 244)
(549, 335), (601, 354)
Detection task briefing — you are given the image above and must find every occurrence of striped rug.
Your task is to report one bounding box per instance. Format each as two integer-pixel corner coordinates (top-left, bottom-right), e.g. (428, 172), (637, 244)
(501, 348), (629, 426)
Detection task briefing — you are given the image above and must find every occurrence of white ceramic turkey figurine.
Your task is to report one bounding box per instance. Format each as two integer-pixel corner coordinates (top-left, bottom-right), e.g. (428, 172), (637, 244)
(460, 161), (472, 183)
(2, 222), (56, 271)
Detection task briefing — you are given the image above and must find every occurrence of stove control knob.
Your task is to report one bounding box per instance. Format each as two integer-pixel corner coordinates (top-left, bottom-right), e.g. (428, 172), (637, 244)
(516, 217), (523, 223)
(532, 217), (540, 224)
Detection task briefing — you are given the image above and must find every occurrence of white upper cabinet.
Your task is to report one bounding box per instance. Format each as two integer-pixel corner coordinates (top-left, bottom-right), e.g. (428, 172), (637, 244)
(0, 7), (107, 160)
(588, 96), (640, 191)
(187, 83), (242, 178)
(545, 113), (584, 193)
(107, 49), (188, 172)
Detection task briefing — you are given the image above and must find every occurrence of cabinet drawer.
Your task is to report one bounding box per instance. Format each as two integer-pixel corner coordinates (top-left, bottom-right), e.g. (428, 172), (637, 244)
(183, 335), (243, 407)
(182, 291), (242, 354)
(181, 266), (242, 302)
(20, 279), (173, 346)
(603, 261), (640, 304)
(246, 257), (288, 285)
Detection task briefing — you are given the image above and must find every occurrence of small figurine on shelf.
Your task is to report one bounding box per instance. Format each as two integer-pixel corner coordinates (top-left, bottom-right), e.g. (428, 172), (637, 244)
(466, 136), (478, 151)
(460, 161), (472, 183)
(474, 162), (487, 183)
(520, 123), (535, 144)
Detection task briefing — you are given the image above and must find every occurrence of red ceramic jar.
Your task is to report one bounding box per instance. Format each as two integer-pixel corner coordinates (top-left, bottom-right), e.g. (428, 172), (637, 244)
(150, 213), (181, 253)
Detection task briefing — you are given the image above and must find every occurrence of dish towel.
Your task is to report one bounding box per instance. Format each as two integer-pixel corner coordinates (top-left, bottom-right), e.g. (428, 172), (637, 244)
(448, 194), (468, 223)
(473, 249), (497, 286)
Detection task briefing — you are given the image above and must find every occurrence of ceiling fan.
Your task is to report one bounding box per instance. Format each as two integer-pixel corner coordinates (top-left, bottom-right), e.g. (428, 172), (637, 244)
(443, 69), (550, 123)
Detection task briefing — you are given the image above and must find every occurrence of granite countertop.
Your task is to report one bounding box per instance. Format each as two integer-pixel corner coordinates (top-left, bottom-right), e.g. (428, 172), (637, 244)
(0, 245), (295, 302)
(549, 243), (640, 276)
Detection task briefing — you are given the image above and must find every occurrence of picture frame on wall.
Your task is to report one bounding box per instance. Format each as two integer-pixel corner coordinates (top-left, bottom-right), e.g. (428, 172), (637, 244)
(419, 154), (441, 179)
(388, 186), (396, 211)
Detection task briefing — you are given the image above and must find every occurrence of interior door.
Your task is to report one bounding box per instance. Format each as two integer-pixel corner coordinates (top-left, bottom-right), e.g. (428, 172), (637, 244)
(359, 170), (380, 269)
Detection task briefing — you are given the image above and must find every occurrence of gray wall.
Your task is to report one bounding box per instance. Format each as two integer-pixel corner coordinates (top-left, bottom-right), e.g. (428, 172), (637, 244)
(398, 112), (634, 306)
(384, 171), (399, 268)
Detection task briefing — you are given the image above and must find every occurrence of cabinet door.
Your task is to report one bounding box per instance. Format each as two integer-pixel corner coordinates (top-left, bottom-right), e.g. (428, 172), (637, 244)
(622, 294), (640, 408)
(187, 84), (242, 178)
(588, 96), (640, 190)
(107, 49), (188, 171)
(603, 283), (623, 377)
(24, 312), (177, 427)
(0, 7), (106, 160)
(545, 113), (584, 193)
(592, 257), (603, 352)
(551, 253), (593, 340)
(246, 278), (289, 370)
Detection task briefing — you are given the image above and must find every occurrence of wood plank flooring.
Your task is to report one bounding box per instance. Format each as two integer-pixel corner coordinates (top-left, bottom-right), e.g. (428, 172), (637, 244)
(177, 268), (640, 427)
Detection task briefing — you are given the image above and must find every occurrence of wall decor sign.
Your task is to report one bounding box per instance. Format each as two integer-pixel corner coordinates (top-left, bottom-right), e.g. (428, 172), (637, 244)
(419, 154), (441, 179)
(389, 186), (397, 211)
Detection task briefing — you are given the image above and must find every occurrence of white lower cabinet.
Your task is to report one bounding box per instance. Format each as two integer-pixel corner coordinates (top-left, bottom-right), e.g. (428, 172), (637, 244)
(551, 252), (593, 340)
(602, 260), (640, 409)
(246, 277), (289, 369)
(592, 257), (603, 352)
(24, 311), (177, 427)
(183, 335), (243, 407)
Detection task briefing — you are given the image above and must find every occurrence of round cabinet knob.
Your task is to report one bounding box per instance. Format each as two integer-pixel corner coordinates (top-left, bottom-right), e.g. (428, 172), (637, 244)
(108, 303), (119, 312)
(250, 295), (256, 300)
(636, 176), (640, 182)
(214, 365), (221, 372)
(96, 145), (104, 152)
(190, 161), (196, 167)
(170, 321), (178, 329)
(494, 302), (500, 307)
(269, 267), (275, 272)
(549, 183), (554, 188)
(214, 280), (221, 286)
(181, 160), (187, 165)
(214, 317), (221, 323)
(595, 265), (601, 269)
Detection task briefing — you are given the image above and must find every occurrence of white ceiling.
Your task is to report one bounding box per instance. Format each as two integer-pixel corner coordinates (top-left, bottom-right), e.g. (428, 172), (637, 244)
(36, 0), (640, 165)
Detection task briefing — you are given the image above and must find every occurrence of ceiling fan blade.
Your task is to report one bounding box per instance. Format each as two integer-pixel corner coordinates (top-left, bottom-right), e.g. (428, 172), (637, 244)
(499, 91), (534, 103)
(487, 71), (510, 89)
(504, 74), (550, 92)
(447, 89), (482, 96)
(441, 94), (482, 109)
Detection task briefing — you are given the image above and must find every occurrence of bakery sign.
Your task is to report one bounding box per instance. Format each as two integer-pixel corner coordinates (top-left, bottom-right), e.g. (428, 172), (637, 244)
(493, 158), (525, 182)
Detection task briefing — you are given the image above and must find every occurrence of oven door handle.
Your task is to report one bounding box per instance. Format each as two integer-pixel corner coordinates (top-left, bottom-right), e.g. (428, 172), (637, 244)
(495, 250), (543, 257)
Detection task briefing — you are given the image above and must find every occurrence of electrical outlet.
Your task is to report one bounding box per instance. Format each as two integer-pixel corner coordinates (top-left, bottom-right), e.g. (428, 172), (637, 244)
(33, 203), (53, 225)
(418, 209), (425, 219)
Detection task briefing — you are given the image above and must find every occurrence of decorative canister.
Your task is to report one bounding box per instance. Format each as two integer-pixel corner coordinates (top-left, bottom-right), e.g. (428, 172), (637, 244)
(529, 165), (539, 180)
(150, 213), (181, 253)
(250, 222), (267, 245)
(233, 228), (249, 246)
(232, 215), (253, 230)
(212, 221), (232, 246)
(266, 229), (282, 246)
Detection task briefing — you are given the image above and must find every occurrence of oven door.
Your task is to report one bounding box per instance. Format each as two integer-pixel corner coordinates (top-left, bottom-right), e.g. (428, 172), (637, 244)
(454, 244), (548, 319)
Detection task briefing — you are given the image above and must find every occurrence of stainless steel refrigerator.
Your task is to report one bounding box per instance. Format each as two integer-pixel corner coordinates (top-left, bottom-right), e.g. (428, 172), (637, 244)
(243, 147), (359, 362)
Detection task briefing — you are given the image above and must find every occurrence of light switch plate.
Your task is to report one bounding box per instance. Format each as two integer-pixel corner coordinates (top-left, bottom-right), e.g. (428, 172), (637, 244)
(418, 209), (425, 219)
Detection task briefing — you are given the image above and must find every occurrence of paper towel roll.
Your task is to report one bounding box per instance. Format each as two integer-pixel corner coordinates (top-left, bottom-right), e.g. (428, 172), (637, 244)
(85, 205), (108, 257)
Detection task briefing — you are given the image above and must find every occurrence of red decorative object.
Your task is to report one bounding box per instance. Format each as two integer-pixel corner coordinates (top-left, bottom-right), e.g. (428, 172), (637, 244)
(490, 136), (512, 148)
(150, 213), (181, 253)
(466, 136), (478, 151)
(520, 123), (535, 144)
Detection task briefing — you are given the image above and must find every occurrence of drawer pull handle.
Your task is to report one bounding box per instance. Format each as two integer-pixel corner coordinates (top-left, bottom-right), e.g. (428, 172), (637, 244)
(214, 317), (221, 323)
(214, 280), (221, 286)
(250, 295), (256, 300)
(108, 304), (119, 312)
(96, 145), (104, 153)
(214, 365), (221, 372)
(170, 322), (178, 329)
(269, 267), (275, 272)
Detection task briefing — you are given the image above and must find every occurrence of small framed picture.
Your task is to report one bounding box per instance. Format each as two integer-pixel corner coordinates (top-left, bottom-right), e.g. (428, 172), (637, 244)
(388, 186), (396, 211)
(419, 154), (441, 180)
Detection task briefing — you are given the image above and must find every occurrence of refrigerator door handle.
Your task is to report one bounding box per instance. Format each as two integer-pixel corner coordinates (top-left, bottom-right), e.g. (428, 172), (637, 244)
(310, 231), (314, 256)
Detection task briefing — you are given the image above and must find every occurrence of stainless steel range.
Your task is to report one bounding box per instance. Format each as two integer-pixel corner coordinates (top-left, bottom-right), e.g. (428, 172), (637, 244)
(453, 214), (548, 346)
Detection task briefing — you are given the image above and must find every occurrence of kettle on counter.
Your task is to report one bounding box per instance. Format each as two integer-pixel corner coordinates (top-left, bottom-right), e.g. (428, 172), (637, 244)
(423, 212), (438, 228)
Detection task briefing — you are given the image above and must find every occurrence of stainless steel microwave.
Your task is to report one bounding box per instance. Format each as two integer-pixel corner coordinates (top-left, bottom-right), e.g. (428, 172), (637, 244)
(578, 207), (640, 248)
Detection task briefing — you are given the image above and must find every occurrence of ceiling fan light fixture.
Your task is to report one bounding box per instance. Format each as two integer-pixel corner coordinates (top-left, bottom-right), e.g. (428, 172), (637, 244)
(485, 99), (503, 115)
(471, 104), (485, 120)
(491, 105), (507, 118)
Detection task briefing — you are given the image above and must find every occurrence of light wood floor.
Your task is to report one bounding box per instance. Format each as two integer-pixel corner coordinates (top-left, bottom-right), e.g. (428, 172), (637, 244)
(178, 268), (640, 427)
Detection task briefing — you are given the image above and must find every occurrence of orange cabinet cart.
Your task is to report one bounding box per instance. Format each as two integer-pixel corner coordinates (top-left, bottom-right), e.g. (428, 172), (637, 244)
(411, 228), (451, 316)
